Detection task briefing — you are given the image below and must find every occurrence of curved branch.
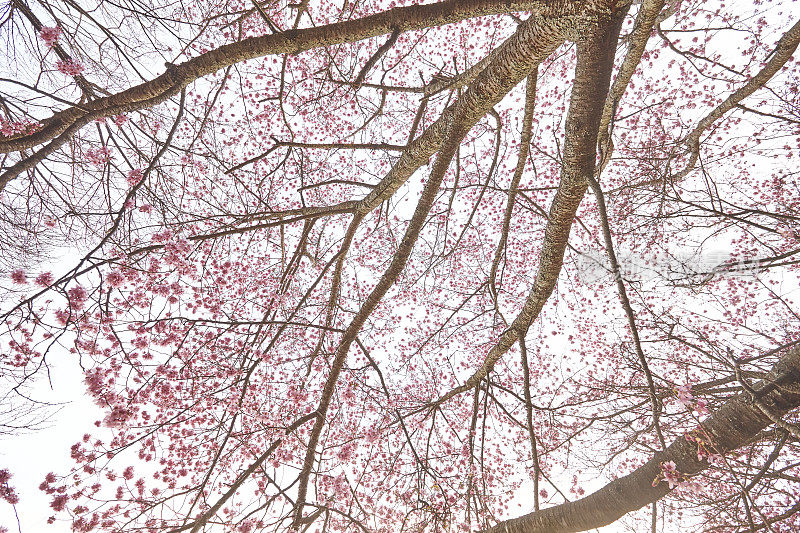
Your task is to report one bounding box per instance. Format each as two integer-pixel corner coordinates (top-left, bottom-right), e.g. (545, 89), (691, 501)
(0, 0), (581, 157)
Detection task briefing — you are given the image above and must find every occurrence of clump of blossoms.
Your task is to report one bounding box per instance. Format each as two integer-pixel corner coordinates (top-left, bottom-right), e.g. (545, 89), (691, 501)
(55, 59), (84, 76)
(675, 383), (710, 416)
(85, 147), (111, 167)
(0, 469), (19, 505)
(652, 461), (704, 494)
(39, 26), (62, 47)
(67, 285), (88, 310)
(10, 269), (26, 284)
(0, 118), (40, 138)
(126, 168), (143, 185)
(35, 272), (54, 287)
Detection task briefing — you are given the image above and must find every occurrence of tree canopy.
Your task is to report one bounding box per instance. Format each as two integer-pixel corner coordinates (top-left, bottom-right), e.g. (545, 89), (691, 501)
(1, 0), (799, 531)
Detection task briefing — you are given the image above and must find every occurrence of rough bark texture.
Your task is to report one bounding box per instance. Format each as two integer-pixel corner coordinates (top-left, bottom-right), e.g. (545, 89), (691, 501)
(597, 0), (665, 168)
(0, 2), (605, 192)
(355, 12), (575, 214)
(487, 347), (800, 532)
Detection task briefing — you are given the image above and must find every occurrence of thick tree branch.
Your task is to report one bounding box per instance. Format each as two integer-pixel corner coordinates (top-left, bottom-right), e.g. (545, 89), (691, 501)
(597, 0), (665, 170)
(292, 9), (586, 524)
(430, 2), (627, 406)
(0, 0), (588, 157)
(486, 346), (800, 533)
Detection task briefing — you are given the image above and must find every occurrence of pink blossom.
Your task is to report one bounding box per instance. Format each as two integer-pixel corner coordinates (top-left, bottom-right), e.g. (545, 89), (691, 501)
(138, 204), (153, 214)
(695, 442), (722, 464)
(126, 168), (143, 185)
(84, 371), (104, 397)
(779, 225), (797, 242)
(56, 59), (84, 76)
(336, 441), (356, 461)
(0, 470), (17, 504)
(675, 384), (693, 406)
(50, 494), (68, 511)
(39, 26), (62, 47)
(364, 427), (380, 444)
(85, 147), (111, 167)
(654, 461), (681, 489)
(10, 269), (26, 284)
(122, 466), (134, 480)
(35, 272), (54, 287)
(103, 406), (132, 428)
(106, 270), (124, 287)
(68, 285), (88, 309)
(0, 119), (40, 138)
(113, 115), (128, 126)
(694, 398), (710, 416)
(678, 480), (704, 495)
(662, 463), (680, 489)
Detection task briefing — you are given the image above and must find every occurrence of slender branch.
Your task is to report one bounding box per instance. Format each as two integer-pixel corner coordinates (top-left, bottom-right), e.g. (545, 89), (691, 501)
(0, 0), (584, 156)
(585, 172), (666, 448)
(489, 68), (537, 302)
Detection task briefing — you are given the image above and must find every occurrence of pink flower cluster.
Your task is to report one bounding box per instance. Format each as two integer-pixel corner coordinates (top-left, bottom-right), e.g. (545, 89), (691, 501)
(85, 147), (111, 167)
(675, 384), (692, 405)
(0, 119), (40, 138)
(35, 272), (54, 287)
(659, 461), (680, 489)
(39, 26), (62, 47)
(105, 270), (124, 287)
(675, 383), (710, 416)
(0, 469), (19, 505)
(126, 168), (144, 185)
(652, 461), (704, 494)
(10, 269), (26, 284)
(56, 59), (84, 76)
(68, 285), (88, 310)
(103, 406), (132, 428)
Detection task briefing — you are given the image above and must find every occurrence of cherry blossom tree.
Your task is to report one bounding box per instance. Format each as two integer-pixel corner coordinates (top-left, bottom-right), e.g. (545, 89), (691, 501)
(1, 0), (800, 531)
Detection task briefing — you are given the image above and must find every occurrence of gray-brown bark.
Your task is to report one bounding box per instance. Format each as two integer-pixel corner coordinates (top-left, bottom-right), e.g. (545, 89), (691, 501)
(486, 347), (800, 532)
(0, 2), (606, 192)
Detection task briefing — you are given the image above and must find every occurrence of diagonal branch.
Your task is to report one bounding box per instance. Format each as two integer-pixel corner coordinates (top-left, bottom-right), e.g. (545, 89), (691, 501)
(291, 10), (583, 526)
(430, 3), (628, 407)
(486, 346), (800, 533)
(489, 68), (538, 302)
(586, 173), (666, 448)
